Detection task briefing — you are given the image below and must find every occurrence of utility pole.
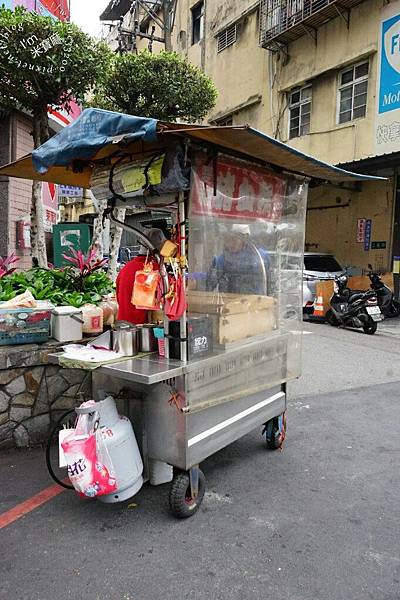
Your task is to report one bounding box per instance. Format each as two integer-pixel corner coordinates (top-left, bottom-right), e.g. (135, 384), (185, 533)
(116, 0), (176, 54)
(162, 0), (172, 51)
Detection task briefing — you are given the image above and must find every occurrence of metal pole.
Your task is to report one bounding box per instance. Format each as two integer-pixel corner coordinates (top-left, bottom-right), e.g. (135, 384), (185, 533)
(178, 191), (187, 363)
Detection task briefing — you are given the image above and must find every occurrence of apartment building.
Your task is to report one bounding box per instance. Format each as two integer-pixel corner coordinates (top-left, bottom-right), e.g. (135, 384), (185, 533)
(101, 0), (400, 276)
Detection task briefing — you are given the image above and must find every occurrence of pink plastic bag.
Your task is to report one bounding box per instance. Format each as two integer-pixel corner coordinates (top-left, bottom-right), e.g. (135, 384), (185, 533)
(61, 401), (117, 498)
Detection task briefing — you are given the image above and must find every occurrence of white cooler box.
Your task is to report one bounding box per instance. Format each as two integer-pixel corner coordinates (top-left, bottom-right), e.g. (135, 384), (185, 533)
(51, 306), (83, 342)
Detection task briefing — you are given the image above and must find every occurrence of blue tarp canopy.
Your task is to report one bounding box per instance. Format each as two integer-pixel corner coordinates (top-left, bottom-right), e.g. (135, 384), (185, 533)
(0, 108), (385, 187)
(32, 109), (158, 174)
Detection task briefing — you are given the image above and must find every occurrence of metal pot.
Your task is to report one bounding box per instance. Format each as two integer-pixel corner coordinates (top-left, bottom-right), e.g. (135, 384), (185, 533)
(111, 322), (139, 356)
(138, 324), (158, 352)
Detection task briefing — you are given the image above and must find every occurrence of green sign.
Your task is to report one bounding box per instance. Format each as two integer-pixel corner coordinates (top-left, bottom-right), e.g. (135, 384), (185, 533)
(371, 241), (387, 250)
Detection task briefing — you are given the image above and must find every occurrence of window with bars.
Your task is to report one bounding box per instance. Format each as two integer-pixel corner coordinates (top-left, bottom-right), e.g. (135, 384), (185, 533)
(288, 85), (312, 139)
(216, 115), (233, 126)
(337, 61), (369, 124)
(192, 1), (204, 45)
(217, 24), (237, 52)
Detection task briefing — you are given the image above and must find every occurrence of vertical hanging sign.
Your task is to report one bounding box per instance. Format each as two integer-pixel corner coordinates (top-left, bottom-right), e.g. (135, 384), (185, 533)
(356, 218), (366, 243)
(364, 219), (372, 251)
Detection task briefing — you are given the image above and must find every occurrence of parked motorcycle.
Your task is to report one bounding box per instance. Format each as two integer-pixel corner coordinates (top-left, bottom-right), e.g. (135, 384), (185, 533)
(367, 264), (400, 318)
(325, 274), (382, 334)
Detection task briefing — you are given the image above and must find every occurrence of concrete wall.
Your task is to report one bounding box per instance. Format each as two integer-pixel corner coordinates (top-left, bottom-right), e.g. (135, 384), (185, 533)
(306, 171), (394, 272)
(272, 0), (381, 165)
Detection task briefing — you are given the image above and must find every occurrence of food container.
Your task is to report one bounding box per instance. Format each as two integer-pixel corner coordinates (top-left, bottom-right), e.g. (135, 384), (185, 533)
(138, 324), (158, 352)
(110, 322), (139, 356)
(82, 304), (103, 336)
(99, 296), (118, 328)
(51, 306), (83, 342)
(0, 303), (52, 346)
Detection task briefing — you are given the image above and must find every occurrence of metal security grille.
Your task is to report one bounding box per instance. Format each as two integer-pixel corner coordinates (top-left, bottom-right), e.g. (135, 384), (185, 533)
(217, 24), (237, 52)
(259, 0), (366, 50)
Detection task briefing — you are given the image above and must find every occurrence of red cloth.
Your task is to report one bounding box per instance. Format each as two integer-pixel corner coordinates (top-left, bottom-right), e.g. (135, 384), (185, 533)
(116, 256), (158, 324)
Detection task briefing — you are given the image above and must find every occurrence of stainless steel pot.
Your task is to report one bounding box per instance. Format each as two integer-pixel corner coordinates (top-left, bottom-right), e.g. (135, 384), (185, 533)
(138, 324), (158, 352)
(111, 322), (139, 356)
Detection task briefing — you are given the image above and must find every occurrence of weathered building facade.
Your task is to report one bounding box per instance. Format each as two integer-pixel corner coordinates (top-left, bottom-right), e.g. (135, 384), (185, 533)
(102, 0), (400, 276)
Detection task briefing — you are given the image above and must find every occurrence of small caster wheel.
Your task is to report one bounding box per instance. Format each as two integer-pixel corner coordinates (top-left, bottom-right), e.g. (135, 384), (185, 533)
(263, 412), (286, 450)
(169, 469), (206, 518)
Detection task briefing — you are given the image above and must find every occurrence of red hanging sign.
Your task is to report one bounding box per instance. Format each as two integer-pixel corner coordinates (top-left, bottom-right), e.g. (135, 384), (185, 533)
(191, 153), (286, 222)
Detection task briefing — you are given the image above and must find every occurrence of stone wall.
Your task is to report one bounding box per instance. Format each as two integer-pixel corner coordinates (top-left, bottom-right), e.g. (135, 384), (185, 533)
(0, 341), (91, 449)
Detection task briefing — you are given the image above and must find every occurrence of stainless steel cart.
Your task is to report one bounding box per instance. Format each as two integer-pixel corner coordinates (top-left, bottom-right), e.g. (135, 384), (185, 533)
(0, 108), (380, 517)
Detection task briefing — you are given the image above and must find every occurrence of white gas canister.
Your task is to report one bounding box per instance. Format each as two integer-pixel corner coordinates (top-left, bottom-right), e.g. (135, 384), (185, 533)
(95, 396), (143, 503)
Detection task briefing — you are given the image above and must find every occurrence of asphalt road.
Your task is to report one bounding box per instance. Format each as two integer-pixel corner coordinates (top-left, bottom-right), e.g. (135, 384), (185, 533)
(1, 322), (400, 600)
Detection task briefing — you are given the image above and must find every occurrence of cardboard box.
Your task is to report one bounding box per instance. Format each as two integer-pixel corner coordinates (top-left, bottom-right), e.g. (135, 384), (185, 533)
(187, 292), (276, 344)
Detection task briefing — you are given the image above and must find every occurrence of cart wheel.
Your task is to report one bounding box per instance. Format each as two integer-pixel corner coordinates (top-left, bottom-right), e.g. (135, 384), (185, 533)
(169, 470), (206, 518)
(45, 409), (75, 490)
(263, 413), (286, 450)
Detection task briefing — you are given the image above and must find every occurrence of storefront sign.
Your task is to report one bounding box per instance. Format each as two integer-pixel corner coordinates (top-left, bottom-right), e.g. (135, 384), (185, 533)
(191, 153), (286, 221)
(371, 241), (387, 250)
(42, 182), (58, 232)
(356, 218), (366, 243)
(58, 185), (84, 198)
(364, 219), (372, 251)
(375, 3), (400, 155)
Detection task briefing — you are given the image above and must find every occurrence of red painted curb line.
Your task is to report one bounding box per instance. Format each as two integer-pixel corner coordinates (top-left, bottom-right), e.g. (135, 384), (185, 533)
(0, 483), (66, 530)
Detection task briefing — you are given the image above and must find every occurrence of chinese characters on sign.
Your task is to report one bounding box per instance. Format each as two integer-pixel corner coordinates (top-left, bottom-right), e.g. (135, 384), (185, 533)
(356, 218), (366, 243)
(375, 5), (400, 155)
(364, 219), (372, 251)
(191, 153), (286, 221)
(371, 241), (387, 250)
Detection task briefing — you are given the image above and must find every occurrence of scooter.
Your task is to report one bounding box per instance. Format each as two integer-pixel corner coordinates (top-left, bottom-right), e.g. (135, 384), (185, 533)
(367, 264), (400, 318)
(325, 274), (382, 334)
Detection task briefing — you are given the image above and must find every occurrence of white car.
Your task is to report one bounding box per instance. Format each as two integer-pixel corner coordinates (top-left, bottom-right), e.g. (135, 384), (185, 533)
(303, 253), (346, 315)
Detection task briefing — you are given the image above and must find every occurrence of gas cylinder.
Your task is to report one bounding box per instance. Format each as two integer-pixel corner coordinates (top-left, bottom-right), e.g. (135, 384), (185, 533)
(95, 396), (143, 503)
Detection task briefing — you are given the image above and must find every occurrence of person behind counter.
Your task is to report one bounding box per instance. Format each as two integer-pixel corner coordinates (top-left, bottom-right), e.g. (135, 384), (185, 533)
(206, 224), (270, 295)
(116, 228), (166, 324)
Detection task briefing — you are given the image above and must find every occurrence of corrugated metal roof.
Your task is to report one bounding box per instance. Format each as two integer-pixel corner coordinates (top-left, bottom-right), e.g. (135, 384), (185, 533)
(0, 110), (385, 187)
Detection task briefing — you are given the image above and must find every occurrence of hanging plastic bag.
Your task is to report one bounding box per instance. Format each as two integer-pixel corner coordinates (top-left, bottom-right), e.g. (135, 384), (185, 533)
(165, 274), (187, 321)
(132, 263), (161, 310)
(61, 401), (117, 498)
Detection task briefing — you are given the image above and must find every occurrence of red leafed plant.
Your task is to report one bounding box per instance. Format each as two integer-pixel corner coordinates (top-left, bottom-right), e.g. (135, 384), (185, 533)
(0, 253), (20, 279)
(62, 248), (108, 277)
(62, 248), (108, 291)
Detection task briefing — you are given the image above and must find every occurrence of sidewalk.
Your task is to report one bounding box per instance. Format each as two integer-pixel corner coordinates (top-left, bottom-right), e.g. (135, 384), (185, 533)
(377, 316), (400, 337)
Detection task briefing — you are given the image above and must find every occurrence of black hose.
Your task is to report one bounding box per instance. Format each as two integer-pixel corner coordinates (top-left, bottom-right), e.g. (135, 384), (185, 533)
(45, 409), (75, 490)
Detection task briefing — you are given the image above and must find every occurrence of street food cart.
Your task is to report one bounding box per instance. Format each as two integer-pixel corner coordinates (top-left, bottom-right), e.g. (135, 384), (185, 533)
(0, 109), (381, 517)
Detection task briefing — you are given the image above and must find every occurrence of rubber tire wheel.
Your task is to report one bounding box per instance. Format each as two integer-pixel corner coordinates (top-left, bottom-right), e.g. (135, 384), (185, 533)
(45, 409), (75, 490)
(169, 470), (206, 518)
(325, 309), (338, 327)
(266, 415), (286, 450)
(363, 320), (377, 335)
(387, 299), (400, 318)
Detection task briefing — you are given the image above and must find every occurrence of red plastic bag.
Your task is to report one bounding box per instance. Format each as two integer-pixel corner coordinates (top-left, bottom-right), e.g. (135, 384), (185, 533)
(165, 274), (186, 320)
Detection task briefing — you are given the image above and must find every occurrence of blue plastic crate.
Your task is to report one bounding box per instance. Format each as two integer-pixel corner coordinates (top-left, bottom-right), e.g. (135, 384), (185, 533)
(0, 306), (51, 345)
